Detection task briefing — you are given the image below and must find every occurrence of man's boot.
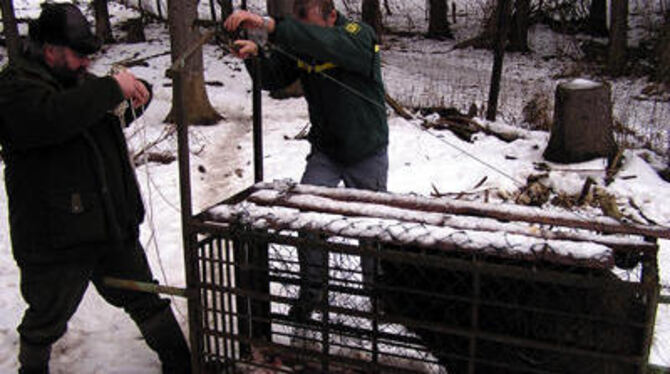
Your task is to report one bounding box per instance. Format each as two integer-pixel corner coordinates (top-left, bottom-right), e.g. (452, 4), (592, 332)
(137, 308), (192, 374)
(18, 338), (51, 374)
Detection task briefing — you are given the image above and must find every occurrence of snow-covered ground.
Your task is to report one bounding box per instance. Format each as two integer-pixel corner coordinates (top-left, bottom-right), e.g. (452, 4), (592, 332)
(1, 0), (669, 372)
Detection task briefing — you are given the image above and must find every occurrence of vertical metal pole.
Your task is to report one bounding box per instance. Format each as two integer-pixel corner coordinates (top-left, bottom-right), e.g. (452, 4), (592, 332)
(486, 0), (510, 121)
(252, 56), (264, 183)
(209, 0), (217, 22)
(641, 237), (660, 374)
(174, 70), (203, 374)
(468, 259), (481, 374)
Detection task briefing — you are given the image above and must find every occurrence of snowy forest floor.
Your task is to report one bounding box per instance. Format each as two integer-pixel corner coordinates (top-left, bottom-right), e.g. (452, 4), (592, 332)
(0, 0), (669, 372)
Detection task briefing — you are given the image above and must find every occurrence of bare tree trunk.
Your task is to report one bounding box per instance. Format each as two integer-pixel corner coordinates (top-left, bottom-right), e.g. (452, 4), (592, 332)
(656, 12), (670, 83)
(486, 0), (512, 121)
(587, 0), (608, 36)
(454, 0), (509, 50)
(362, 0), (383, 41)
(383, 0), (392, 15)
(166, 0), (222, 126)
(155, 0), (163, 19)
(94, 0), (114, 43)
(452, 2), (457, 24)
(428, 0), (453, 39)
(218, 0), (233, 21)
(266, 0), (294, 17)
(508, 0), (530, 52)
(1, 0), (21, 63)
(608, 0), (628, 76)
(209, 0), (217, 22)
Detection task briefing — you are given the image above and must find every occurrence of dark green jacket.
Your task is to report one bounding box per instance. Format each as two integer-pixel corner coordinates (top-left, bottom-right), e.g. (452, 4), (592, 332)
(0, 57), (147, 265)
(248, 13), (388, 165)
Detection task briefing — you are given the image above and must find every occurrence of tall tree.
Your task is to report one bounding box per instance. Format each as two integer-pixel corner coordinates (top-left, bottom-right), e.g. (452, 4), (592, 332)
(1, 0), (21, 63)
(656, 12), (670, 83)
(427, 0), (452, 39)
(454, 0), (512, 50)
(608, 0), (628, 76)
(362, 0), (383, 41)
(166, 0), (222, 125)
(93, 0), (114, 43)
(218, 0), (233, 21)
(587, 0), (608, 36)
(508, 0), (530, 51)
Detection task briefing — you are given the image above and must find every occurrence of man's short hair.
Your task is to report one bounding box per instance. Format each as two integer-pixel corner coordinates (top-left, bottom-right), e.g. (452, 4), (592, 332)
(293, 0), (335, 20)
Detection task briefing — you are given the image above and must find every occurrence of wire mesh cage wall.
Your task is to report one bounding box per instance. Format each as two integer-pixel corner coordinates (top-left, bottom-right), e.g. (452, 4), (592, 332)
(188, 182), (662, 374)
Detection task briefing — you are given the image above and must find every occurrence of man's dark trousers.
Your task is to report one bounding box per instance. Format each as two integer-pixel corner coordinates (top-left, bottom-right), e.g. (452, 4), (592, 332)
(18, 236), (190, 374)
(290, 147), (388, 322)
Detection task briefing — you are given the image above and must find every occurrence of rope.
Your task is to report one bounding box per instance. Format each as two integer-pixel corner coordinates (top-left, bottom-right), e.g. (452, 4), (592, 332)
(129, 101), (186, 319)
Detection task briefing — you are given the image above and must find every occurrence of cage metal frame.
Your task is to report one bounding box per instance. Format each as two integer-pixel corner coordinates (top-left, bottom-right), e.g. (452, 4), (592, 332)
(183, 186), (661, 374)
(167, 26), (665, 374)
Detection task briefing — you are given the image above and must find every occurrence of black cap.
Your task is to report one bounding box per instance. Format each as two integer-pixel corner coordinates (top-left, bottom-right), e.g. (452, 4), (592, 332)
(29, 3), (102, 55)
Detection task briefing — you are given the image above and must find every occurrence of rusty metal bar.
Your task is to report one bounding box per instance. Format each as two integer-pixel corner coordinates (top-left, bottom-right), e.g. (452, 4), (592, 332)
(252, 56), (264, 183)
(468, 260), (481, 374)
(102, 277), (190, 297)
(641, 237), (661, 374)
(215, 237), (230, 371)
(198, 243), (212, 364)
(172, 68), (204, 374)
(224, 237), (238, 371)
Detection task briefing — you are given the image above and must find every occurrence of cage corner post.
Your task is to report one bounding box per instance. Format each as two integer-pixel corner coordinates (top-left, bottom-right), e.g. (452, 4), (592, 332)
(173, 67), (204, 373)
(236, 54), (271, 357)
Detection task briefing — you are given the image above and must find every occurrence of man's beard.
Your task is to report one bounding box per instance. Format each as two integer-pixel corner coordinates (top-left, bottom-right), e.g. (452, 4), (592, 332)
(50, 64), (87, 87)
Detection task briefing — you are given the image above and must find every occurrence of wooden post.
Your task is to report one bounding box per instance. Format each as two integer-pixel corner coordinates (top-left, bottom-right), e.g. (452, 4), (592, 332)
(486, 0), (511, 121)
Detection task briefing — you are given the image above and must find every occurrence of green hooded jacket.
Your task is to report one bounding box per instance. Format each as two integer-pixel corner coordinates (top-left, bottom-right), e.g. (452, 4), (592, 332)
(247, 13), (389, 165)
(0, 56), (148, 265)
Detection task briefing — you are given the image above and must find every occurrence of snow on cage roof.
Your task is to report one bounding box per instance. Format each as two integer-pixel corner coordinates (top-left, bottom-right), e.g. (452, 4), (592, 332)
(204, 180), (665, 270)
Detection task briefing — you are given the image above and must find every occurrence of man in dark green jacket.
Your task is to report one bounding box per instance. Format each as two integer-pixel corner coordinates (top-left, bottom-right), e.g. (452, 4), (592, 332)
(0, 3), (190, 373)
(225, 0), (389, 323)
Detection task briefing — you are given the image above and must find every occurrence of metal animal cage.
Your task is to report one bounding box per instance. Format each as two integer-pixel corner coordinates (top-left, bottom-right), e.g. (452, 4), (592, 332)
(163, 33), (668, 374)
(185, 181), (665, 374)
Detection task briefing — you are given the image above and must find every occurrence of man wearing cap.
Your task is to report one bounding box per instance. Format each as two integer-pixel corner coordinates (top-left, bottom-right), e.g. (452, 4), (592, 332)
(224, 0), (388, 323)
(0, 3), (191, 373)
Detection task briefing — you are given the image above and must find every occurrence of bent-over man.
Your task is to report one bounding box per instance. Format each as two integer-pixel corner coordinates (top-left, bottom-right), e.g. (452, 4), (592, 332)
(225, 0), (389, 323)
(0, 3), (191, 373)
